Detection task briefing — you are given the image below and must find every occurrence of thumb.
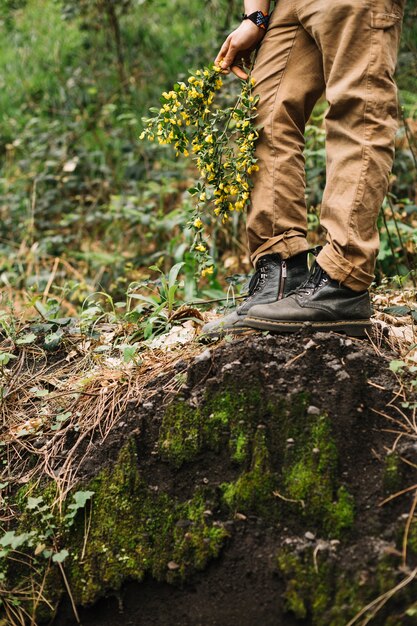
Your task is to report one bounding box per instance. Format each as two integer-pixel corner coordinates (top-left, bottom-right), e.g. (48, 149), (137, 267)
(221, 47), (237, 70)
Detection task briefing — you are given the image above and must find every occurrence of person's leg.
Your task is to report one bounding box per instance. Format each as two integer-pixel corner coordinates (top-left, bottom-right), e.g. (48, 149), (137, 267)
(244, 0), (404, 336)
(298, 0), (405, 291)
(201, 0), (325, 337)
(248, 0), (325, 266)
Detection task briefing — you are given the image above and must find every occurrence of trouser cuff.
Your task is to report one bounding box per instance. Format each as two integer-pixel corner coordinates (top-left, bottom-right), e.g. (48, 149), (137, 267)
(250, 232), (309, 266)
(317, 246), (374, 291)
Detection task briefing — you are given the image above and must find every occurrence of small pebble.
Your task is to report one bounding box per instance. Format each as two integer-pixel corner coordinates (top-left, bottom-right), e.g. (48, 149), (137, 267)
(305, 531), (315, 541)
(194, 349), (211, 364)
(307, 405), (321, 416)
(167, 561), (180, 570)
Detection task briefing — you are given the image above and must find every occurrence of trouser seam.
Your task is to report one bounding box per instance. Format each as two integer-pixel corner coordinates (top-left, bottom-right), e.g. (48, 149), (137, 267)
(270, 25), (300, 237)
(345, 26), (375, 260)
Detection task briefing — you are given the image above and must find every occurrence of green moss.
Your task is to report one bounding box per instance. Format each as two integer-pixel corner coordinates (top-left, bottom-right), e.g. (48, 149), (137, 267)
(67, 441), (228, 605)
(159, 401), (203, 466)
(231, 430), (248, 464)
(277, 547), (333, 622)
(2, 386), (359, 621)
(221, 426), (276, 515)
(159, 388), (264, 467)
(384, 452), (402, 493)
(283, 415), (354, 537)
(276, 547), (407, 626)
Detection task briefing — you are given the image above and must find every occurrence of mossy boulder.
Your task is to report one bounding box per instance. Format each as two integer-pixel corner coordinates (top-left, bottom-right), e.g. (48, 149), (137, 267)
(3, 333), (417, 626)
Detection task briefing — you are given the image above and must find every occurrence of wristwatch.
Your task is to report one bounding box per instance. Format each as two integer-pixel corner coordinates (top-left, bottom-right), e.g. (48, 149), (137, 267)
(241, 10), (270, 30)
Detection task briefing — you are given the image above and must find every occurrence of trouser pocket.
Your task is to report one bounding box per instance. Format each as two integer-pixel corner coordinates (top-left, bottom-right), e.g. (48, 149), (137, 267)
(371, 0), (404, 29)
(371, 11), (402, 29)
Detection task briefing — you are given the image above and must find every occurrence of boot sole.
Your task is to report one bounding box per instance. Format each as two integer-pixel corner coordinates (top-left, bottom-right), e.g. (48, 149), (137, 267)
(245, 317), (372, 338)
(200, 324), (257, 340)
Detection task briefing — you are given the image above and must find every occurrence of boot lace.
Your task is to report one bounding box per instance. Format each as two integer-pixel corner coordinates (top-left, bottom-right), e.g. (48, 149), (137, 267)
(244, 259), (269, 299)
(295, 263), (329, 296)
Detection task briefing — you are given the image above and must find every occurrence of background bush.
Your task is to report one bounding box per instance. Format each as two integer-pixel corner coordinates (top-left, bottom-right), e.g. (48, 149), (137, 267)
(0, 0), (416, 316)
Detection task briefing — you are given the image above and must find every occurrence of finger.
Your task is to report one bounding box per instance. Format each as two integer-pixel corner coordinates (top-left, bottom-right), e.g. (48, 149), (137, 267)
(231, 64), (248, 80)
(220, 42), (239, 72)
(215, 36), (231, 68)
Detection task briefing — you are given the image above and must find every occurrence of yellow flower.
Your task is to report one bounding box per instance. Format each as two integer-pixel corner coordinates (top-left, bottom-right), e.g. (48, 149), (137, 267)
(183, 149), (189, 157)
(188, 76), (196, 84)
(205, 134), (213, 144)
(139, 131), (146, 140)
(193, 218), (203, 228)
(199, 193), (206, 202)
(195, 243), (206, 252)
(201, 266), (214, 278)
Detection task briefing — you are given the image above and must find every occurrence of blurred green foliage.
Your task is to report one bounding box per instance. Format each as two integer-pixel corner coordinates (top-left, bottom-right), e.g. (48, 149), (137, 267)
(0, 0), (416, 318)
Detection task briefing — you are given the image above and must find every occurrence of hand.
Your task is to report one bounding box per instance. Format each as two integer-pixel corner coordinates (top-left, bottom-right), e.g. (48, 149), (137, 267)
(215, 21), (265, 80)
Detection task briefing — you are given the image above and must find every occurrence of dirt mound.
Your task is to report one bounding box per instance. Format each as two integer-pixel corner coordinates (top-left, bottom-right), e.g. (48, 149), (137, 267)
(46, 331), (417, 626)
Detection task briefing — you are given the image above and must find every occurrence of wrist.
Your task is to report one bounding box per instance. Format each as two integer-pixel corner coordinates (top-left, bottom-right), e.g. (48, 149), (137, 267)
(242, 10), (270, 30)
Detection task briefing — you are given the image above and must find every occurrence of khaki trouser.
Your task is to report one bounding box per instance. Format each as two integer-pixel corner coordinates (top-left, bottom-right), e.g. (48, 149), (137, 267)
(248, 0), (404, 290)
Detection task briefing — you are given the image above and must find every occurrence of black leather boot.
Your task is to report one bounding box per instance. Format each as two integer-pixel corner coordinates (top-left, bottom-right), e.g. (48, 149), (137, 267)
(245, 262), (372, 337)
(201, 251), (310, 337)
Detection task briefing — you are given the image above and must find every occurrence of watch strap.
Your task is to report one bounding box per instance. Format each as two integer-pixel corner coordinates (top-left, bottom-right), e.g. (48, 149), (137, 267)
(241, 10), (270, 30)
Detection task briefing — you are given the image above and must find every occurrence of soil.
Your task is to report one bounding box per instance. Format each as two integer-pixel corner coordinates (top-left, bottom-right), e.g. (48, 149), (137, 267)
(51, 331), (416, 626)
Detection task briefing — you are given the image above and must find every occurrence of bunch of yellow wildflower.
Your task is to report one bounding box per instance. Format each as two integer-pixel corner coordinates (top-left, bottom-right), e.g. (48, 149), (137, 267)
(140, 65), (259, 278)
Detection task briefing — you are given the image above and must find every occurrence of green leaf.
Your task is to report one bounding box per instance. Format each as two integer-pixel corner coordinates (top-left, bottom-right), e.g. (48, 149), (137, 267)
(72, 490), (95, 508)
(27, 496), (44, 510)
(384, 306), (411, 317)
(168, 262), (185, 290)
(389, 360), (406, 373)
(123, 345), (138, 363)
(52, 549), (69, 563)
(128, 293), (159, 307)
(0, 352), (17, 366)
(29, 388), (49, 398)
(44, 330), (63, 350)
(16, 332), (37, 345)
(0, 531), (34, 550)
